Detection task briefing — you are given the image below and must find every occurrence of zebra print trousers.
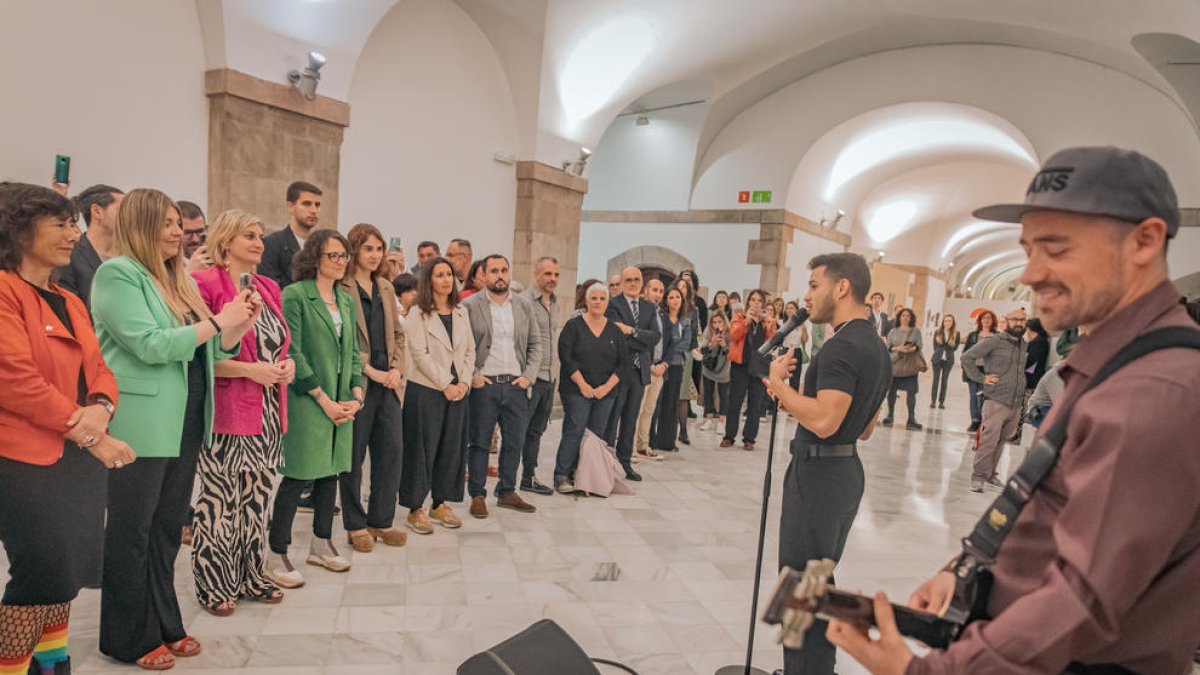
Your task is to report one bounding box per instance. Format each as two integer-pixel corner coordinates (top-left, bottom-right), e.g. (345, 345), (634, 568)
(191, 467), (277, 607)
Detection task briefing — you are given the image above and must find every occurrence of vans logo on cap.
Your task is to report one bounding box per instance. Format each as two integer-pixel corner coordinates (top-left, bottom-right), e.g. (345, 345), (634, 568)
(1026, 167), (1074, 195)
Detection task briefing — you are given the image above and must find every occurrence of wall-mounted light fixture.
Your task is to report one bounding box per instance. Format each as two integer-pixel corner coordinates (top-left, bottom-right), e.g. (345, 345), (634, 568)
(818, 209), (846, 230)
(562, 147), (592, 176)
(287, 50), (326, 100)
(635, 114), (649, 126)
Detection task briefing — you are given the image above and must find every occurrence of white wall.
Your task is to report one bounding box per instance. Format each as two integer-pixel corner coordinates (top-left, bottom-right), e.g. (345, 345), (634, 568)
(584, 102), (709, 211)
(783, 229), (846, 301)
(578, 221), (760, 296)
(1169, 228), (1200, 281)
(339, 0), (519, 259)
(692, 45), (1200, 212)
(1, 1), (208, 203)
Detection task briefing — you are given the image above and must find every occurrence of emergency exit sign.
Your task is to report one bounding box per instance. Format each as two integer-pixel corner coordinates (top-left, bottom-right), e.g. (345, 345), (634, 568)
(738, 190), (772, 203)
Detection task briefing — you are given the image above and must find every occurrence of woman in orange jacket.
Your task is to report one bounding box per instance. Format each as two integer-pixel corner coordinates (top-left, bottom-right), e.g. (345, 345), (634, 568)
(0, 183), (135, 675)
(720, 289), (777, 450)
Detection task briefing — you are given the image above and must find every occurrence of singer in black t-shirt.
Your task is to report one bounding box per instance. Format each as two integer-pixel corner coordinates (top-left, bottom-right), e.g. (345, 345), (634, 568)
(765, 253), (891, 675)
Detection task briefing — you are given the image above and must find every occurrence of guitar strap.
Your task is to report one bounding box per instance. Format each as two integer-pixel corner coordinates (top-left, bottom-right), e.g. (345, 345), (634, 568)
(945, 327), (1200, 632)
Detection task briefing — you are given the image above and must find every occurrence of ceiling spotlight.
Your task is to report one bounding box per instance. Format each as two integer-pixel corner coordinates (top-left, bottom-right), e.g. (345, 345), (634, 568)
(635, 114), (649, 126)
(948, 261), (955, 267)
(287, 50), (327, 100)
(562, 147), (592, 177)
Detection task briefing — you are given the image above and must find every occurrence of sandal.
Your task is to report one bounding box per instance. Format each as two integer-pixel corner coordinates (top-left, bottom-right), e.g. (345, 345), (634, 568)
(166, 636), (202, 658)
(636, 448), (662, 461)
(135, 646), (176, 671)
(202, 600), (236, 617)
(249, 589), (284, 604)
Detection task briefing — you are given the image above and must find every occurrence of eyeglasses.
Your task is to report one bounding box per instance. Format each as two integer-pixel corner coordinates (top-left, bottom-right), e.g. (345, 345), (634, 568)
(321, 252), (351, 262)
(183, 230), (206, 242)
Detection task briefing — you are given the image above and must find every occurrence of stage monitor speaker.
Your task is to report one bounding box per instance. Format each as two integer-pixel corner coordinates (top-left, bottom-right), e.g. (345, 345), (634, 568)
(458, 619), (602, 675)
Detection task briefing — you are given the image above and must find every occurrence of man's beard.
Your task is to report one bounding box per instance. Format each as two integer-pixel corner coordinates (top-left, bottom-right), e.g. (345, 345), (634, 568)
(487, 281), (509, 294)
(808, 294), (835, 324)
(1006, 325), (1025, 338)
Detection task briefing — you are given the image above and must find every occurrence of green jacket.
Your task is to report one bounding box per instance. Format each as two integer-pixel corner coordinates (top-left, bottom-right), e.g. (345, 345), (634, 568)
(280, 280), (364, 480)
(91, 256), (234, 458)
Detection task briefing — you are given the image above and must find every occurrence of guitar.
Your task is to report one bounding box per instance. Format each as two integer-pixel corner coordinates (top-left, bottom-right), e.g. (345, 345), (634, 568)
(761, 560), (964, 650)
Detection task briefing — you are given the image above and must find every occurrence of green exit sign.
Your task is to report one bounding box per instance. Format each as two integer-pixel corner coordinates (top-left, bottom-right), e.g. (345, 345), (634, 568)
(752, 190), (772, 203)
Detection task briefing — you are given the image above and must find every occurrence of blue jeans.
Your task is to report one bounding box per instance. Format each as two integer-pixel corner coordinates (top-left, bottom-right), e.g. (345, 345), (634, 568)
(554, 392), (617, 483)
(467, 381), (530, 498)
(968, 380), (983, 424)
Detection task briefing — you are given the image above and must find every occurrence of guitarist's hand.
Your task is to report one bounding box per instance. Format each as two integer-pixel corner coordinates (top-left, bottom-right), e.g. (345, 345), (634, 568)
(909, 571), (955, 616)
(827, 592), (913, 675)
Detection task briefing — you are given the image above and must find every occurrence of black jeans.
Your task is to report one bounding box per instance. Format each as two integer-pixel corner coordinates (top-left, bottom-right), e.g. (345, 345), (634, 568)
(702, 376), (728, 416)
(100, 395), (203, 662)
(779, 451), (866, 675)
(269, 475), (337, 554)
(930, 360), (953, 405)
(604, 368), (645, 468)
(467, 381), (530, 498)
(724, 362), (767, 443)
(521, 379), (555, 481)
(650, 364), (684, 450)
(339, 381), (403, 531)
(554, 392), (617, 482)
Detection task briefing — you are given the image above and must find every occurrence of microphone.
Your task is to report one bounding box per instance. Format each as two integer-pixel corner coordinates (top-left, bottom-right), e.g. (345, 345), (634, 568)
(758, 308), (809, 356)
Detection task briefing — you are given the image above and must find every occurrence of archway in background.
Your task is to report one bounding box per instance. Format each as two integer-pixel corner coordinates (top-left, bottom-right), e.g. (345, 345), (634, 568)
(606, 245), (695, 281)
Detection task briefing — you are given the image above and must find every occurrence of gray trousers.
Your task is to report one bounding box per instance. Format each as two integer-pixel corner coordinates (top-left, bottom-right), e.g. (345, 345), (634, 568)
(973, 399), (1021, 481)
(779, 451), (865, 675)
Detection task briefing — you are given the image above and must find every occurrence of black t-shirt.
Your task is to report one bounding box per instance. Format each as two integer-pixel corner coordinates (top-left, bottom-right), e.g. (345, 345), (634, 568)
(795, 317), (891, 446)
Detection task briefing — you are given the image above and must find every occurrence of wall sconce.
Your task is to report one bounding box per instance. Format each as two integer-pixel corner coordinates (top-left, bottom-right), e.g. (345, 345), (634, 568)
(562, 147), (592, 176)
(635, 114), (649, 126)
(818, 209), (846, 230)
(287, 50), (326, 100)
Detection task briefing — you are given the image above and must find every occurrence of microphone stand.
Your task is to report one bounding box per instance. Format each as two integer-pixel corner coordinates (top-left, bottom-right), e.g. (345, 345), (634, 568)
(716, 359), (784, 675)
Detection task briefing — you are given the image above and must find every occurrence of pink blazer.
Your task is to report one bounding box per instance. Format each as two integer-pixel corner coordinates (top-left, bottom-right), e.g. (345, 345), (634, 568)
(192, 267), (291, 436)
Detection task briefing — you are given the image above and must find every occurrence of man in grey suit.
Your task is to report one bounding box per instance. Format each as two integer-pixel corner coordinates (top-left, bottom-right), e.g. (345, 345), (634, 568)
(463, 254), (545, 517)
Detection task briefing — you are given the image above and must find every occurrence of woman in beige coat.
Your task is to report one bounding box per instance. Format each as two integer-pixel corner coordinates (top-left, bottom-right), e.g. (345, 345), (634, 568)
(398, 257), (474, 534)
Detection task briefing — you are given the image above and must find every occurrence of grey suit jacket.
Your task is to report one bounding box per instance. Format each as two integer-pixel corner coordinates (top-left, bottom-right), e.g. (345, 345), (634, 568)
(463, 291), (544, 383)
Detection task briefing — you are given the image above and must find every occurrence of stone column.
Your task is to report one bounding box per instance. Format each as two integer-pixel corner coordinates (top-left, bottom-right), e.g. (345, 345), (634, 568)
(513, 161), (588, 325)
(747, 222), (794, 296)
(206, 69), (348, 230)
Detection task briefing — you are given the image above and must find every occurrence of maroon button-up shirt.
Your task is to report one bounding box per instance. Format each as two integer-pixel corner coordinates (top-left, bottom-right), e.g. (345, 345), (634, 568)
(909, 281), (1200, 674)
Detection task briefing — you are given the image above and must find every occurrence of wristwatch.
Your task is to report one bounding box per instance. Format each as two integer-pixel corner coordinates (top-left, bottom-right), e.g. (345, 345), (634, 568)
(89, 397), (115, 419)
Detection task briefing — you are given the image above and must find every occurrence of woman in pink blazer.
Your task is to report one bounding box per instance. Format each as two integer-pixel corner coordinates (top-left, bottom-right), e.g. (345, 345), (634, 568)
(190, 210), (294, 616)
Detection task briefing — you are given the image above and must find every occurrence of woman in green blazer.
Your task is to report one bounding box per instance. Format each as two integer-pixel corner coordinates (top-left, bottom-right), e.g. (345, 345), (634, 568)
(90, 189), (258, 670)
(267, 229), (364, 589)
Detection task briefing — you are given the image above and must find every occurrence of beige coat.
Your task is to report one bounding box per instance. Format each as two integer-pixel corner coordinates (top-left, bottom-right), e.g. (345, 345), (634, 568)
(406, 304), (476, 391)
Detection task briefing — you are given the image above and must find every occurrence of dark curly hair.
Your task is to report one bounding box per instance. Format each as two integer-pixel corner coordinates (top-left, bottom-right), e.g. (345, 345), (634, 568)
(416, 256), (461, 313)
(291, 228), (351, 282)
(895, 307), (917, 328)
(0, 182), (76, 272)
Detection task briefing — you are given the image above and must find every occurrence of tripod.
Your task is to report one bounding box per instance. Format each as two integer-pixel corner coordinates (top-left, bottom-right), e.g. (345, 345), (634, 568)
(715, 383), (783, 675)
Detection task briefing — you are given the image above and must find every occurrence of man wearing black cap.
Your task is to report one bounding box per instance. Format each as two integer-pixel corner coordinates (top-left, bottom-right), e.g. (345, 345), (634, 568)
(829, 147), (1200, 675)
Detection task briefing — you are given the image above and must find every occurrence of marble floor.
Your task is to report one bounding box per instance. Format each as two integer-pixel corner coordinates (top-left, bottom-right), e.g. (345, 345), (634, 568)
(1, 378), (1047, 674)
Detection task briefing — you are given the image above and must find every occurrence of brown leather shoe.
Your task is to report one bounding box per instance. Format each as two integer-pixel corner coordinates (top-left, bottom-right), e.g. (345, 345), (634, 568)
(496, 491), (537, 513)
(719, 439), (734, 448)
(347, 530), (375, 553)
(367, 527), (407, 547)
(743, 442), (755, 451)
(470, 495), (489, 519)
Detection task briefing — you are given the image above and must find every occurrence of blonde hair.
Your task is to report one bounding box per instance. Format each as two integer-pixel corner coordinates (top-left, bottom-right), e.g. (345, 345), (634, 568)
(206, 209), (264, 269)
(114, 188), (210, 324)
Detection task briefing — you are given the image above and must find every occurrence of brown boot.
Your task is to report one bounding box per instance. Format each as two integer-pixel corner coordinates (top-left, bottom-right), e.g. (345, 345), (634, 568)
(496, 491), (536, 513)
(367, 527), (408, 547)
(470, 495), (489, 519)
(347, 530), (374, 553)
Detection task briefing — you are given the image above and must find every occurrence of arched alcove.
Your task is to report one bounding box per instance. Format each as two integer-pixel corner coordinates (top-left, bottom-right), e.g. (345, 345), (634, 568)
(606, 245), (695, 281)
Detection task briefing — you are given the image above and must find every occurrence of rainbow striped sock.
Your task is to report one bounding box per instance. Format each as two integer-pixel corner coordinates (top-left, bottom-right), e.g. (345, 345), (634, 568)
(0, 653), (32, 675)
(32, 621), (68, 674)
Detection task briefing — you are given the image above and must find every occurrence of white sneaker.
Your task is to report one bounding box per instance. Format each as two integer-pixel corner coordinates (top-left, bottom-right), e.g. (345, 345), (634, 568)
(265, 551), (305, 588)
(306, 538), (351, 573)
(698, 419), (712, 431)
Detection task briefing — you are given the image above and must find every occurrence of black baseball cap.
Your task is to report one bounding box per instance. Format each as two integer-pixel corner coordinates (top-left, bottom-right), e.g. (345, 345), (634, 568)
(973, 146), (1180, 237)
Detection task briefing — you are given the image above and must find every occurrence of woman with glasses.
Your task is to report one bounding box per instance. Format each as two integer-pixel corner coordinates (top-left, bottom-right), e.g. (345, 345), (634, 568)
(267, 230), (364, 588)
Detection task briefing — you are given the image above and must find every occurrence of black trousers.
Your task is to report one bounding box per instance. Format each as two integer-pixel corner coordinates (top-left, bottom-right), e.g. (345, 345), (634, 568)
(930, 361), (953, 405)
(724, 362), (767, 444)
(650, 364), (684, 450)
(779, 452), (866, 675)
(467, 381), (530, 498)
(604, 367), (645, 468)
(399, 382), (467, 509)
(100, 401), (203, 662)
(339, 381), (404, 531)
(521, 379), (555, 481)
(269, 475), (337, 554)
(702, 376), (728, 416)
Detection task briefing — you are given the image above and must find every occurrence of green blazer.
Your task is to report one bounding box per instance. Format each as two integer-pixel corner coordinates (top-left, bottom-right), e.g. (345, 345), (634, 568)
(91, 256), (234, 458)
(281, 280), (364, 480)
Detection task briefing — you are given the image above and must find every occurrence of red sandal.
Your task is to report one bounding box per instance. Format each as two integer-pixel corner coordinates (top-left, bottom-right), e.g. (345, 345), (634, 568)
(166, 636), (202, 658)
(135, 645), (175, 671)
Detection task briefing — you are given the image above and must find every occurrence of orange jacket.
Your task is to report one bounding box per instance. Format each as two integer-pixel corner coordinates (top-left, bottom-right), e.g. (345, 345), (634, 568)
(0, 270), (118, 465)
(729, 312), (777, 364)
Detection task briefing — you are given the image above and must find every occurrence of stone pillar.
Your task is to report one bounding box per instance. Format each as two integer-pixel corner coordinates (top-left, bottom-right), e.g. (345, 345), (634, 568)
(206, 69), (348, 230)
(513, 161), (588, 325)
(747, 222), (794, 296)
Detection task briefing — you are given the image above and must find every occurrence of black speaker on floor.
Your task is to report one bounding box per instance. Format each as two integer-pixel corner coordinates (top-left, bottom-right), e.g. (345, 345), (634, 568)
(458, 619), (602, 675)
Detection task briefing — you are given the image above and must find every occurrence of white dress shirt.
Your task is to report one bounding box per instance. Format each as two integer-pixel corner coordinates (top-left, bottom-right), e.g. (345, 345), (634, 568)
(481, 293), (520, 377)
